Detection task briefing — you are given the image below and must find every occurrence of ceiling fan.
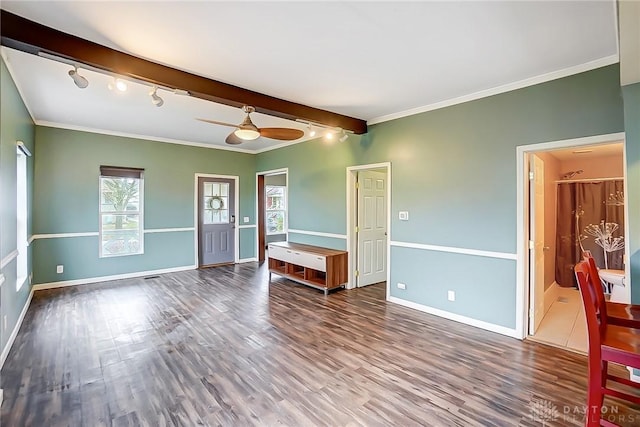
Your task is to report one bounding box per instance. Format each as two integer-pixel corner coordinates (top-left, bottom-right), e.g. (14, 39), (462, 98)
(197, 106), (305, 145)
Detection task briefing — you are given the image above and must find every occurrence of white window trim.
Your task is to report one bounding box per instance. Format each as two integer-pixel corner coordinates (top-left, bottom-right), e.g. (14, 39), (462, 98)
(99, 174), (145, 258)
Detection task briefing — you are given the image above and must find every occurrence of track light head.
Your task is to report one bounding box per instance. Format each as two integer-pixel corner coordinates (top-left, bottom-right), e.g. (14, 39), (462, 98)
(68, 67), (88, 89)
(308, 124), (316, 137)
(108, 78), (128, 92)
(149, 86), (164, 107)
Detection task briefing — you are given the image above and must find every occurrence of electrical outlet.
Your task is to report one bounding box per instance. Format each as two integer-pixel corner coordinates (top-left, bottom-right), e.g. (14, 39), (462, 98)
(397, 282), (406, 290)
(243, 216), (250, 223)
(447, 290), (455, 301)
(56, 265), (64, 274)
(399, 211), (409, 221)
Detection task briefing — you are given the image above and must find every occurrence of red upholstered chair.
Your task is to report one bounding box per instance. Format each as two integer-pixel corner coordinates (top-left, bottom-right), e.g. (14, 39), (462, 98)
(574, 261), (640, 427)
(585, 256), (640, 329)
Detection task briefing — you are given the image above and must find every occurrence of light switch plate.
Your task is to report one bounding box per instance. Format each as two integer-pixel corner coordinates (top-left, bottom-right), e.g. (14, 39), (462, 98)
(243, 216), (250, 223)
(399, 211), (409, 221)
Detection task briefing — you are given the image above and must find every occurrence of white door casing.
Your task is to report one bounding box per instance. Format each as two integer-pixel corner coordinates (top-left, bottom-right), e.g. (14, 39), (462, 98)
(529, 155), (545, 334)
(357, 170), (387, 287)
(193, 173), (239, 267)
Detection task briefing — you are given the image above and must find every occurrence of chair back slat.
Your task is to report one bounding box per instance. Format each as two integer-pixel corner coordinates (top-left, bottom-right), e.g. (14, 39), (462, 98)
(574, 261), (604, 355)
(581, 253), (609, 327)
(585, 256), (609, 323)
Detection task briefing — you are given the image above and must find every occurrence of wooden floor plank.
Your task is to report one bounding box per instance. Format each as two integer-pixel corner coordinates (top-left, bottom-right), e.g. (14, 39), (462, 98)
(2, 263), (639, 426)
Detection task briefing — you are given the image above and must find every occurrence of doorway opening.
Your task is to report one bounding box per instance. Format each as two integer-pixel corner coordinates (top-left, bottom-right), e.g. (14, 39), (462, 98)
(194, 174), (239, 267)
(256, 168), (288, 263)
(347, 163), (391, 291)
(518, 135), (628, 352)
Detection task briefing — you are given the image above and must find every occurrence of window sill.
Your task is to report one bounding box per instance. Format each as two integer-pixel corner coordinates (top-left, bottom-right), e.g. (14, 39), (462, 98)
(99, 251), (144, 259)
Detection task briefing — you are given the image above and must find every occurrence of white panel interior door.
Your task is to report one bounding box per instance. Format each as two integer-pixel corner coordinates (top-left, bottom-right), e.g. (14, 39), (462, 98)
(357, 170), (387, 287)
(529, 155), (545, 334)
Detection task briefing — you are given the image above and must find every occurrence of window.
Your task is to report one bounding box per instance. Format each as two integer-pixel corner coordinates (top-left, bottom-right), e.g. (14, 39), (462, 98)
(203, 181), (230, 224)
(266, 185), (286, 234)
(99, 166), (144, 257)
(16, 147), (28, 290)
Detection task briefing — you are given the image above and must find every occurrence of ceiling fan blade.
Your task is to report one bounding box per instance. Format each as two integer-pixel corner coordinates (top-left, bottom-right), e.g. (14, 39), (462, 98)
(196, 118), (239, 128)
(225, 132), (244, 145)
(259, 128), (305, 141)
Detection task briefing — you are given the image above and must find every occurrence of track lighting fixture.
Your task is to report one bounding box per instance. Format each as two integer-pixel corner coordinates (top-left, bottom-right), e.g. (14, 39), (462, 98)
(68, 66), (89, 89)
(149, 86), (164, 107)
(108, 78), (128, 92)
(339, 130), (348, 142)
(297, 119), (344, 142)
(308, 124), (316, 137)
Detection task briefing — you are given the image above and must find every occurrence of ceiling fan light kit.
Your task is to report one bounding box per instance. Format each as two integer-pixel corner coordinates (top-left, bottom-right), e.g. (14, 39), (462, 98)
(198, 105), (304, 145)
(234, 109), (261, 140)
(234, 128), (261, 140)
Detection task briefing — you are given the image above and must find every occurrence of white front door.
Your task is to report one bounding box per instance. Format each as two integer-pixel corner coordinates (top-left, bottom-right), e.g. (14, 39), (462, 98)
(357, 170), (387, 287)
(529, 155), (545, 334)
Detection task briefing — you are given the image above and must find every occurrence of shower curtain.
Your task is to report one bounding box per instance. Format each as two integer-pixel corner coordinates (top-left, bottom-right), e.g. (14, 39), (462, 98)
(555, 180), (625, 287)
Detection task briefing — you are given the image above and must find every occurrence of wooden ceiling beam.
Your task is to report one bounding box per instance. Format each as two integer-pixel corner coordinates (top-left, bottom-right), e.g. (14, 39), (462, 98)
(0, 10), (368, 134)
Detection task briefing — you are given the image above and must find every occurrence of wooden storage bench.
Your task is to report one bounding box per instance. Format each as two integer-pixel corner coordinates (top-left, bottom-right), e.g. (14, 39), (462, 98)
(267, 242), (348, 295)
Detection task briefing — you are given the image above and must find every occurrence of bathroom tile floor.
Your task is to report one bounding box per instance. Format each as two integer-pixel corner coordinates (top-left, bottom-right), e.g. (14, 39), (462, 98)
(530, 287), (588, 353)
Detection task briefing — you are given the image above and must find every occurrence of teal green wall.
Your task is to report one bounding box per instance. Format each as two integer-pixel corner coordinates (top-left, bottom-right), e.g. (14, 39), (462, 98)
(0, 58), (35, 354)
(287, 233), (347, 250)
(239, 227), (256, 260)
(623, 83), (640, 304)
(2, 57), (630, 336)
(32, 127), (256, 284)
(259, 139), (359, 236)
(258, 65), (624, 329)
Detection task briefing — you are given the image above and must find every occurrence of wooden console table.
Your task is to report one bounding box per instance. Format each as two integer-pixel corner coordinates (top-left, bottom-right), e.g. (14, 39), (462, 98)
(268, 242), (348, 295)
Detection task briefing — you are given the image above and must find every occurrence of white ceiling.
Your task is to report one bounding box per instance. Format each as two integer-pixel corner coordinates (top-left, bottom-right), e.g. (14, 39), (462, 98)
(548, 141), (624, 161)
(1, 1), (619, 153)
(547, 141), (624, 161)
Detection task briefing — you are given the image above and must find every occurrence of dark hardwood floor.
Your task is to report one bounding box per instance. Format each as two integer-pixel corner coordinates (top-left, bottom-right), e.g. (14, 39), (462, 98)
(2, 263), (639, 426)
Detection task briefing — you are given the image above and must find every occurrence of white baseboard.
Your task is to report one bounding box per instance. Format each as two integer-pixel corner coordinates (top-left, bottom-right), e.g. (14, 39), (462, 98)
(0, 288), (34, 369)
(543, 281), (561, 316)
(388, 296), (520, 339)
(32, 265), (196, 291)
(237, 257), (258, 263)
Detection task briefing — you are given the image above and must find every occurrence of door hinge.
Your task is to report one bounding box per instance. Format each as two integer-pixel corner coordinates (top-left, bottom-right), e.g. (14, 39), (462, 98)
(355, 226), (359, 233)
(529, 171), (534, 180)
(355, 181), (360, 189)
(529, 240), (534, 250)
(355, 270), (360, 277)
